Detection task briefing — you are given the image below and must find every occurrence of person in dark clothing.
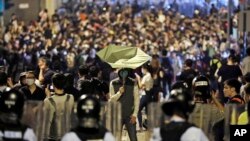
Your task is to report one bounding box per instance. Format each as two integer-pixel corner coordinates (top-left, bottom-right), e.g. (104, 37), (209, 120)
(44, 25), (53, 39)
(85, 48), (98, 67)
(110, 68), (139, 141)
(80, 66), (109, 101)
(178, 59), (197, 91)
(217, 55), (242, 84)
(210, 4), (218, 15)
(64, 73), (80, 101)
(150, 55), (165, 102)
(160, 49), (173, 98)
(20, 71), (46, 101)
(77, 65), (89, 91)
(38, 57), (54, 87)
(0, 71), (11, 93)
(13, 72), (27, 90)
(216, 54), (243, 103)
(223, 78), (245, 104)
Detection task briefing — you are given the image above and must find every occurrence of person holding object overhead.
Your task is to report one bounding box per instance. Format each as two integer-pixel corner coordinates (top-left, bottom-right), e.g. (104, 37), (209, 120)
(109, 68), (139, 141)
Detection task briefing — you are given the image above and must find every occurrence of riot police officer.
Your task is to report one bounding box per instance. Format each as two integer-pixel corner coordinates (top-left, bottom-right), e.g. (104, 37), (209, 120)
(0, 89), (37, 141)
(192, 74), (211, 103)
(190, 75), (224, 140)
(61, 95), (115, 141)
(150, 81), (209, 141)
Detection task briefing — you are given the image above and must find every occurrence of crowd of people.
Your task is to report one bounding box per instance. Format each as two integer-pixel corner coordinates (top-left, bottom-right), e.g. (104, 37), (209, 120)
(1, 0), (250, 141)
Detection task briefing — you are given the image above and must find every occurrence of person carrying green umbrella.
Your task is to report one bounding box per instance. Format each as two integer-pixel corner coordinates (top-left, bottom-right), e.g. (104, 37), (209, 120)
(97, 45), (151, 141)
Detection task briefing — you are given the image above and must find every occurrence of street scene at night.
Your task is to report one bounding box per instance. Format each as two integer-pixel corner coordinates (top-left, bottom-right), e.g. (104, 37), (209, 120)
(1, 0), (250, 141)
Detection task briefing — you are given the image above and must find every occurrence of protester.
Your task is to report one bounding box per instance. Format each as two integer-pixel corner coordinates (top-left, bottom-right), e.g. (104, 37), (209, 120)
(178, 59), (198, 91)
(38, 57), (54, 87)
(20, 71), (46, 101)
(223, 78), (244, 104)
(12, 72), (27, 90)
(135, 63), (153, 131)
(109, 68), (139, 141)
(216, 54), (243, 103)
(77, 65), (89, 91)
(0, 71), (11, 94)
(64, 73), (80, 101)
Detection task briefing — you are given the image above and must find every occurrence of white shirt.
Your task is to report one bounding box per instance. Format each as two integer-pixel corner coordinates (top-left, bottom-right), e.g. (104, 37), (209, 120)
(150, 116), (209, 141)
(141, 72), (153, 91)
(0, 128), (37, 141)
(61, 132), (115, 141)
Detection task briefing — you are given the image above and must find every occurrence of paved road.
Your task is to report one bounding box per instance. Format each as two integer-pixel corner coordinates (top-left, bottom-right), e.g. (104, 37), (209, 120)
(122, 130), (151, 141)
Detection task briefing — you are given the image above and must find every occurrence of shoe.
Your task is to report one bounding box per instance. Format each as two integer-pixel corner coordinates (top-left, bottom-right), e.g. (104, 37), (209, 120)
(138, 127), (143, 132)
(143, 120), (148, 129)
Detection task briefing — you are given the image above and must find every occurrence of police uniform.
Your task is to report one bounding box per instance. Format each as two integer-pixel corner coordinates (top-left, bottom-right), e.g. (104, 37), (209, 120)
(0, 89), (37, 141)
(150, 81), (209, 141)
(0, 124), (37, 141)
(61, 95), (115, 141)
(151, 116), (209, 141)
(61, 127), (115, 141)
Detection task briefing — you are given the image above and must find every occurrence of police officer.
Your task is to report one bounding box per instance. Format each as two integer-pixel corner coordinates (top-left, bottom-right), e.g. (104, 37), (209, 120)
(192, 75), (211, 103)
(190, 75), (224, 140)
(0, 89), (37, 141)
(150, 81), (209, 141)
(61, 95), (115, 141)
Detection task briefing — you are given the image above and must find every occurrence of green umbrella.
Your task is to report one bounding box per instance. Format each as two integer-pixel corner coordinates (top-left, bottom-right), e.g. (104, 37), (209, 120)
(97, 45), (151, 69)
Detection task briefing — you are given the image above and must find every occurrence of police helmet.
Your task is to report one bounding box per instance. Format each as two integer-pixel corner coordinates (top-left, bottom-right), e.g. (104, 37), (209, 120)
(77, 95), (101, 120)
(162, 81), (195, 116)
(0, 89), (25, 118)
(192, 75), (210, 102)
